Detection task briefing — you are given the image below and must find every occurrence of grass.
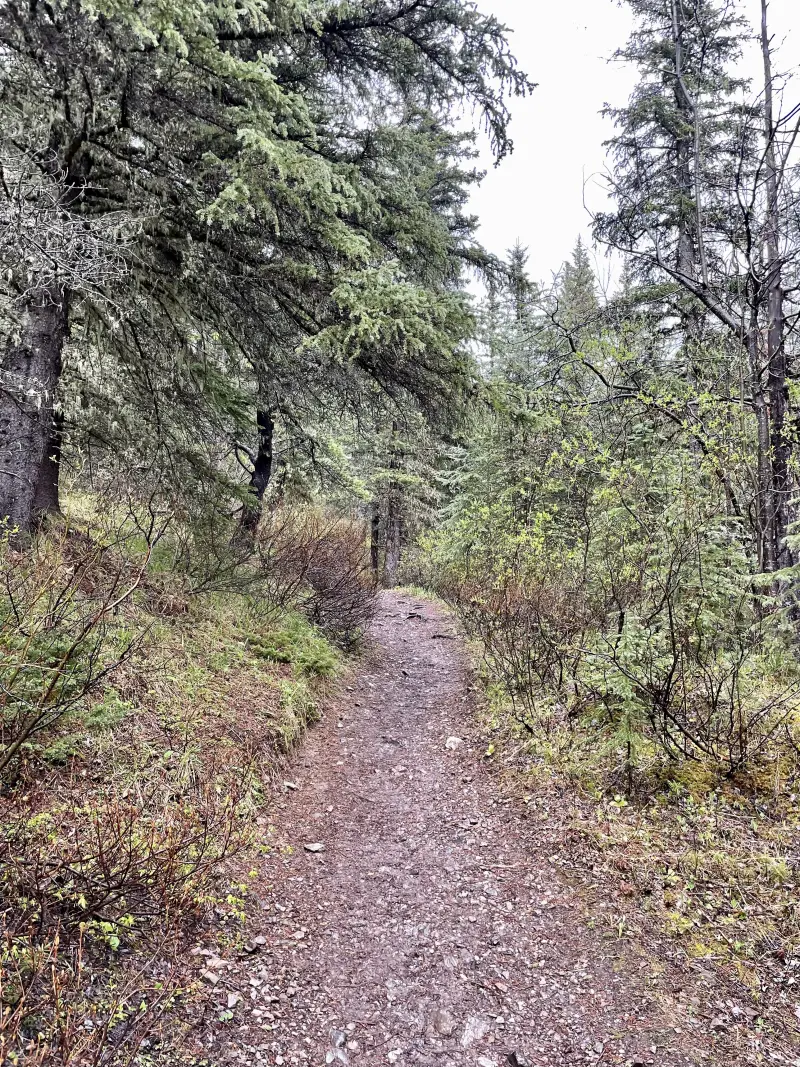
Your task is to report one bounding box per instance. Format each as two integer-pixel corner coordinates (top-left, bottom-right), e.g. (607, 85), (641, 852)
(472, 659), (800, 1041)
(394, 583), (443, 604)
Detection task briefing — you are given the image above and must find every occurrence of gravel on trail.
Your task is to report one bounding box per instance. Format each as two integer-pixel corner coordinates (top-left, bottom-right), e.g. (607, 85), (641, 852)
(195, 592), (755, 1067)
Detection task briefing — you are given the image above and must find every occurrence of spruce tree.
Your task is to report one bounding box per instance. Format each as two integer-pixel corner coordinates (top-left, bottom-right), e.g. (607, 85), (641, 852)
(595, 0), (800, 574)
(0, 0), (531, 535)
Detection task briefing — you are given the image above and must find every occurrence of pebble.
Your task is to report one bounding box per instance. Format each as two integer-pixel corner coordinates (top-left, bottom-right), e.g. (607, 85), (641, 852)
(432, 1008), (457, 1037)
(461, 1017), (491, 1048)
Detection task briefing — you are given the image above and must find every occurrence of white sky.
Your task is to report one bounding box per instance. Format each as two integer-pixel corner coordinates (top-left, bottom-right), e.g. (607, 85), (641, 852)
(469, 0), (800, 290)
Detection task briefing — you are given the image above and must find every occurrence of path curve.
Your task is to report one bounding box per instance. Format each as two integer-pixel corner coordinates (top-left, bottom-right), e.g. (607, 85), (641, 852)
(201, 593), (725, 1067)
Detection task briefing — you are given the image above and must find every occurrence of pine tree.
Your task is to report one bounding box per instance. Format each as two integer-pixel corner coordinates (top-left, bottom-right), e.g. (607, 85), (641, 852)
(558, 237), (599, 336)
(507, 241), (534, 325)
(595, 0), (800, 574)
(596, 0), (748, 291)
(0, 0), (532, 536)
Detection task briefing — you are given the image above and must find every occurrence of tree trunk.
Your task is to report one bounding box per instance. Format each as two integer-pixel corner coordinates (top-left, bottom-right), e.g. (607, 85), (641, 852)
(760, 0), (792, 571)
(749, 323), (775, 573)
(383, 490), (402, 587)
(0, 285), (68, 536)
(239, 409), (275, 535)
(370, 500), (381, 577)
(670, 0), (705, 366)
(382, 420), (402, 586)
(32, 407), (64, 519)
(671, 0), (696, 287)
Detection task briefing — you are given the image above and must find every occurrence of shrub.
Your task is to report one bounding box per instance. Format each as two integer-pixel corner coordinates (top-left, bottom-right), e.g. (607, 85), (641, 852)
(0, 772), (251, 1065)
(0, 528), (150, 783)
(256, 507), (376, 647)
(428, 469), (800, 780)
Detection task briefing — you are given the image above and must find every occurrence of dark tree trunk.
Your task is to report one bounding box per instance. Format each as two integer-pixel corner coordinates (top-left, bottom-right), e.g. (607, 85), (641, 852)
(0, 285), (68, 536)
(370, 500), (381, 577)
(383, 490), (402, 587)
(382, 421), (402, 587)
(32, 407), (64, 519)
(670, 0), (705, 367)
(239, 409), (275, 535)
(760, 0), (793, 571)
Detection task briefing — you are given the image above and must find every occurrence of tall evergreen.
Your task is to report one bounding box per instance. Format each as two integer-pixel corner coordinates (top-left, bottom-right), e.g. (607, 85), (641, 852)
(595, 0), (800, 574)
(558, 237), (599, 336)
(0, 0), (531, 535)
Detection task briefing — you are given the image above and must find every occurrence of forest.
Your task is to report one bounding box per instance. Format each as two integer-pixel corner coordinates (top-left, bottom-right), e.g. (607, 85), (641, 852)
(1, 0), (800, 1064)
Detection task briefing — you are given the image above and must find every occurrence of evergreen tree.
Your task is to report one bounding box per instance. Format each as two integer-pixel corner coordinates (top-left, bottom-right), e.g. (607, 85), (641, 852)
(595, 0), (748, 293)
(507, 240), (535, 325)
(558, 237), (599, 336)
(594, 0), (800, 574)
(0, 0), (532, 535)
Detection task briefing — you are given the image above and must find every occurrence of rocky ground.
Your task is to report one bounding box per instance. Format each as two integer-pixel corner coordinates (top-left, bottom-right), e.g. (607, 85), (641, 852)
(189, 592), (789, 1067)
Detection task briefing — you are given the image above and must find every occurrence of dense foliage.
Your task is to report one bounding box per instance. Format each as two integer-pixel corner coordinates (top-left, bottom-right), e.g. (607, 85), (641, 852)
(0, 0), (530, 537)
(417, 0), (800, 790)
(3, 0), (800, 1057)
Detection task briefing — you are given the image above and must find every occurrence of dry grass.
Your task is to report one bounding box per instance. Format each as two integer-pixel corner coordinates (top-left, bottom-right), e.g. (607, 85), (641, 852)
(476, 682), (800, 1045)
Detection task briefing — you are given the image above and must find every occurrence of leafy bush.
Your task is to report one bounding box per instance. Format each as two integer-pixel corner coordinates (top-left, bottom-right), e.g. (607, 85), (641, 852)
(427, 448), (800, 780)
(0, 771), (250, 1065)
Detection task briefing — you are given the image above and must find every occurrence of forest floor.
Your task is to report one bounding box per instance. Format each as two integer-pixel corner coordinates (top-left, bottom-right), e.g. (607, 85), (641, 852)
(187, 593), (798, 1067)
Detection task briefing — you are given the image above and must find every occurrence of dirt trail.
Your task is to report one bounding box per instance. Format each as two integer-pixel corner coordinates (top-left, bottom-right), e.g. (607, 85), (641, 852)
(199, 593), (735, 1067)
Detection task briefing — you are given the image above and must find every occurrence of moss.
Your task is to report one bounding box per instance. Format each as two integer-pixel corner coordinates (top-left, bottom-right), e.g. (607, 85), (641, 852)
(242, 610), (341, 678)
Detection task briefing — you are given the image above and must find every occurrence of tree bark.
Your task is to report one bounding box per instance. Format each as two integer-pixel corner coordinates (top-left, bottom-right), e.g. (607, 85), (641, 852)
(370, 499), (381, 577)
(671, 0), (696, 286)
(383, 490), (402, 587)
(760, 0), (792, 571)
(0, 285), (68, 536)
(382, 421), (402, 587)
(749, 320), (775, 573)
(239, 409), (275, 535)
(32, 406), (64, 519)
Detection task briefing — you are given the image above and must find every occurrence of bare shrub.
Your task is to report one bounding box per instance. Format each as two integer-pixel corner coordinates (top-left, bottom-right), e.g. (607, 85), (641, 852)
(0, 527), (155, 782)
(0, 770), (252, 1064)
(1, 788), (247, 939)
(256, 508), (376, 647)
(0, 928), (184, 1067)
(441, 570), (602, 731)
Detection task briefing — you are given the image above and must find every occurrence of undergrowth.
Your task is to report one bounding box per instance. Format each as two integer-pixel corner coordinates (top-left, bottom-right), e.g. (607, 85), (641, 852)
(476, 670), (800, 1028)
(417, 439), (800, 1029)
(0, 508), (358, 1065)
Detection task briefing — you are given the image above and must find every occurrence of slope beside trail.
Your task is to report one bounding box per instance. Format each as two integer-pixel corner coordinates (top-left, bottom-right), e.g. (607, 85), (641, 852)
(195, 592), (748, 1067)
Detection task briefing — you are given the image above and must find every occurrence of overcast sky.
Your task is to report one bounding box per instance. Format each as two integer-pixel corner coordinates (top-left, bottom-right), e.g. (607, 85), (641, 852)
(468, 0), (800, 290)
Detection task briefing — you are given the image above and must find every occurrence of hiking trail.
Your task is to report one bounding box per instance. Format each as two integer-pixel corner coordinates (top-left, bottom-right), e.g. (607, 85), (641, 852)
(195, 592), (746, 1067)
